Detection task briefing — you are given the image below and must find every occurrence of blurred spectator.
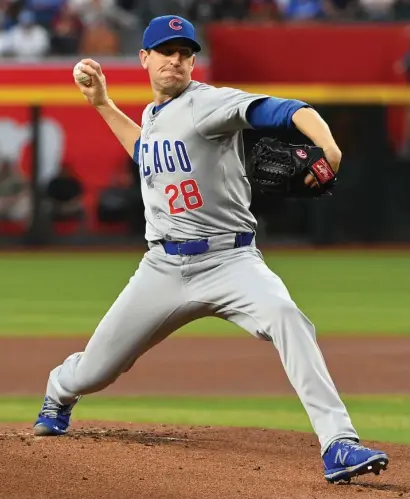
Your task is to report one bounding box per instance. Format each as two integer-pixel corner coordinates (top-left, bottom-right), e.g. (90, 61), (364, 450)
(188, 0), (217, 22)
(50, 3), (83, 54)
(215, 0), (251, 21)
(248, 0), (281, 21)
(96, 161), (141, 230)
(69, 0), (136, 29)
(322, 0), (361, 21)
(44, 164), (85, 222)
(277, 0), (323, 21)
(358, 0), (395, 20)
(138, 0), (191, 26)
(1, 0), (409, 60)
(79, 20), (119, 54)
(25, 0), (65, 28)
(115, 0), (137, 12)
(0, 158), (31, 224)
(0, 0), (22, 30)
(0, 9), (50, 59)
(393, 0), (410, 20)
(68, 0), (137, 54)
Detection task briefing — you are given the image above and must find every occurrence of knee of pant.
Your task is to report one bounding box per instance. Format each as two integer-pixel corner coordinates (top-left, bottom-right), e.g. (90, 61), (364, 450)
(279, 301), (315, 332)
(273, 299), (300, 320)
(265, 300), (315, 338)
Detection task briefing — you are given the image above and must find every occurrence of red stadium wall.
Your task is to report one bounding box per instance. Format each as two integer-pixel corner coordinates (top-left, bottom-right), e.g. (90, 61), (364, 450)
(0, 43), (408, 235)
(205, 23), (410, 84)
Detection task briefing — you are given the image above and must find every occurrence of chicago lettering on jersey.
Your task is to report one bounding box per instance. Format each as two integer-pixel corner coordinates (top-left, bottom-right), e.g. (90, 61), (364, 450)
(140, 140), (192, 178)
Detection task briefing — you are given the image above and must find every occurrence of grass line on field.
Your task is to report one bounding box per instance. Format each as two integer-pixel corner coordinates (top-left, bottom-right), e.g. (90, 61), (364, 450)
(1, 395), (409, 445)
(0, 251), (409, 336)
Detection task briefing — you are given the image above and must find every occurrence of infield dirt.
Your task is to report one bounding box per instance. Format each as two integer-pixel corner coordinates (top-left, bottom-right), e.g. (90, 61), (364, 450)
(0, 336), (409, 499)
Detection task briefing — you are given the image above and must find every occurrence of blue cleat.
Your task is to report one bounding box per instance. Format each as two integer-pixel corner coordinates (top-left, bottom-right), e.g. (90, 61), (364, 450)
(323, 439), (389, 483)
(33, 396), (79, 436)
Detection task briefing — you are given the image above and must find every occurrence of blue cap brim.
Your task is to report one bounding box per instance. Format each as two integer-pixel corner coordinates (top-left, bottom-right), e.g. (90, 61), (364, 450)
(145, 35), (201, 52)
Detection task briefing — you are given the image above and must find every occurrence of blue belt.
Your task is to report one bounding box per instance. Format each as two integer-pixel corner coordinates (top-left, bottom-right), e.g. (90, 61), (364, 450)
(161, 232), (254, 256)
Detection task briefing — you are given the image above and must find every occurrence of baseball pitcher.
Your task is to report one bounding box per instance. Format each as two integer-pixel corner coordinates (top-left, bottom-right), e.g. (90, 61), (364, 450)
(33, 15), (388, 484)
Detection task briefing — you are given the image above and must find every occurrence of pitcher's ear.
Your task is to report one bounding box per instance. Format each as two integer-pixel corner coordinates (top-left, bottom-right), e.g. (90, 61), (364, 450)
(190, 53), (196, 74)
(139, 49), (149, 69)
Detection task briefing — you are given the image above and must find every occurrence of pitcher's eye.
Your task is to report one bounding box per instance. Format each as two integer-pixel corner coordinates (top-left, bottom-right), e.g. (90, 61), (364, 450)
(158, 46), (193, 57)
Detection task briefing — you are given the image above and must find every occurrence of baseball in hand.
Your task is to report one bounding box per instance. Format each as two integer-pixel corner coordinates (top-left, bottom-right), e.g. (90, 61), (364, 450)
(73, 62), (92, 86)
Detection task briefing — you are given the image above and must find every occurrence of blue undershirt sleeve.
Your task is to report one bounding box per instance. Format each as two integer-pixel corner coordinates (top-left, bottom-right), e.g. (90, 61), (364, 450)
(246, 97), (311, 129)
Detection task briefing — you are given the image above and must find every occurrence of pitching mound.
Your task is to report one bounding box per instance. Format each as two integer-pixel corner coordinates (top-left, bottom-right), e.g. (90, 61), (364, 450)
(0, 423), (409, 499)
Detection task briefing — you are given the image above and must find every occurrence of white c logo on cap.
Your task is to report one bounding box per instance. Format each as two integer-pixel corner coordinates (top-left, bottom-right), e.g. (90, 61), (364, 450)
(169, 18), (182, 30)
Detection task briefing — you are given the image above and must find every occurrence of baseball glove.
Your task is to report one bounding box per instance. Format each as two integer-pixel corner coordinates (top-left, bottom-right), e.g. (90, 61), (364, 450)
(248, 137), (337, 198)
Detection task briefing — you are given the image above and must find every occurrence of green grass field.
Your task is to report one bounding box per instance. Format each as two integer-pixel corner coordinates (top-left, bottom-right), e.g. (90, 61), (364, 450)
(0, 250), (409, 336)
(1, 395), (409, 445)
(0, 250), (409, 445)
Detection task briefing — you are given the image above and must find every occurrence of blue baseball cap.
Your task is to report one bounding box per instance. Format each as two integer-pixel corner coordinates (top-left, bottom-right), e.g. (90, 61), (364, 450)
(142, 15), (201, 53)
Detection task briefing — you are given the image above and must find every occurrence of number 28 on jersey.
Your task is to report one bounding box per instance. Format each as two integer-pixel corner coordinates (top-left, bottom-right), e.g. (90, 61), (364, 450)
(140, 139), (204, 215)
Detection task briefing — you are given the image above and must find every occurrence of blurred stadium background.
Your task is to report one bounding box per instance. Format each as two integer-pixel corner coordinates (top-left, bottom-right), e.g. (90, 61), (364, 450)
(0, 0), (410, 247)
(0, 0), (410, 459)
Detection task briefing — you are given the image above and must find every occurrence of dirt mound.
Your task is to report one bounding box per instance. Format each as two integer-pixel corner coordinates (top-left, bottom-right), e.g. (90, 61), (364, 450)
(1, 337), (409, 497)
(0, 423), (409, 499)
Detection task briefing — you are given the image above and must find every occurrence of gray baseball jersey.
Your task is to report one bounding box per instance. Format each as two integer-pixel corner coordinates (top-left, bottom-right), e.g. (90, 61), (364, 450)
(137, 81), (266, 241)
(43, 80), (359, 455)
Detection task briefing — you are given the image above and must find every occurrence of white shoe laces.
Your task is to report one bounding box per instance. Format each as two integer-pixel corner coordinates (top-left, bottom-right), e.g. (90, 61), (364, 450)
(41, 398), (62, 419)
(337, 439), (371, 452)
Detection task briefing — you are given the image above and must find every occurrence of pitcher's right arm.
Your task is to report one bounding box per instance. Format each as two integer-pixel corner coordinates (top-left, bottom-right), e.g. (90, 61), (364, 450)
(74, 58), (141, 158)
(96, 99), (141, 158)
